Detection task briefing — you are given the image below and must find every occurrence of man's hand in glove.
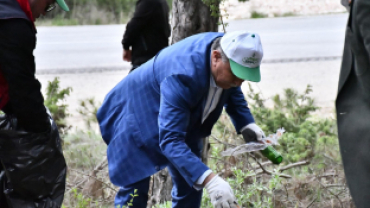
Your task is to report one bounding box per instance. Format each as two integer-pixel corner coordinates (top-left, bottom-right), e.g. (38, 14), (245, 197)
(204, 174), (239, 208)
(242, 123), (266, 143)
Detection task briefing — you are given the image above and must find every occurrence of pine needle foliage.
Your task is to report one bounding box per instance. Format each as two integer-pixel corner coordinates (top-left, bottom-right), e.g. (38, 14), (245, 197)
(44, 77), (72, 135)
(246, 83), (338, 163)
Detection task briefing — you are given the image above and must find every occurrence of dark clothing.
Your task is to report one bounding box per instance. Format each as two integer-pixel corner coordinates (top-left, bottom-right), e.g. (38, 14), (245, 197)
(122, 0), (171, 66)
(0, 0), (28, 20)
(0, 9), (49, 133)
(0, 117), (66, 208)
(336, 0), (370, 207)
(0, 1), (67, 207)
(129, 64), (141, 73)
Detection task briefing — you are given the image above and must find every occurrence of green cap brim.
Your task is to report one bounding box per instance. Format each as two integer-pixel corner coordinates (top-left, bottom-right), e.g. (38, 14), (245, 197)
(229, 59), (261, 82)
(56, 0), (70, 11)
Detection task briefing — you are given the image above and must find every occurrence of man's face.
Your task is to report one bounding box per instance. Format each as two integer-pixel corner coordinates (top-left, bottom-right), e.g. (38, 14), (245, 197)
(28, 0), (55, 19)
(211, 50), (245, 89)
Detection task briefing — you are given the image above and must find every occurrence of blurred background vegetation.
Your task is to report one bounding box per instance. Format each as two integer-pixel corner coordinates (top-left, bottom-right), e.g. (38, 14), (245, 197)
(37, 0), (173, 26)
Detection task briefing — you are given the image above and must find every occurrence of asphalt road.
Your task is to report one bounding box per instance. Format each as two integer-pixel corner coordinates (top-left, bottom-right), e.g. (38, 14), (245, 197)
(34, 13), (349, 125)
(34, 13), (348, 73)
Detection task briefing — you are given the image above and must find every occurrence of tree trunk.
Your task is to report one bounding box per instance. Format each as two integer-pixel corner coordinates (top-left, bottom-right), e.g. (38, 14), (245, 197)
(171, 0), (219, 44)
(148, 0), (219, 207)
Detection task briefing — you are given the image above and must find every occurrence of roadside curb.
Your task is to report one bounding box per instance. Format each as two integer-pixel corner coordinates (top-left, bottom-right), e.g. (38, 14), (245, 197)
(36, 66), (130, 75)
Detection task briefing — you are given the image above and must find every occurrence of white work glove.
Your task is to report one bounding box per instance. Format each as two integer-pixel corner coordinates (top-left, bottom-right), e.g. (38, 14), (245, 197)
(205, 175), (239, 208)
(242, 123), (266, 142)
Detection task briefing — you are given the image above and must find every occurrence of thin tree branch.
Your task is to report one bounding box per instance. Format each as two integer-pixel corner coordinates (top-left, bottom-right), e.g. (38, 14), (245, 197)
(211, 135), (237, 147)
(315, 176), (344, 208)
(69, 168), (117, 192)
(66, 157), (109, 193)
(249, 154), (292, 178)
(280, 160), (310, 171)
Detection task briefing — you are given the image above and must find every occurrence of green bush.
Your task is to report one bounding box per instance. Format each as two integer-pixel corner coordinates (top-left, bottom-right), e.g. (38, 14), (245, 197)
(202, 84), (351, 207)
(246, 84), (338, 163)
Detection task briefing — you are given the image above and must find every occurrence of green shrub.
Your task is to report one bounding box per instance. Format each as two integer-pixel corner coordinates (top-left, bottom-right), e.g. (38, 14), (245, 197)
(201, 84), (350, 207)
(246, 84), (338, 163)
(44, 77), (72, 135)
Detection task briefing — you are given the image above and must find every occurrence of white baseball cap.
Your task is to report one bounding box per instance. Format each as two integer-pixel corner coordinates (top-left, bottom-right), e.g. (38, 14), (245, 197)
(220, 31), (263, 82)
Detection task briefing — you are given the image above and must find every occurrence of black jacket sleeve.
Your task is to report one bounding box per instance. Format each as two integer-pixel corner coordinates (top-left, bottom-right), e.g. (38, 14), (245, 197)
(0, 19), (50, 133)
(122, 0), (159, 50)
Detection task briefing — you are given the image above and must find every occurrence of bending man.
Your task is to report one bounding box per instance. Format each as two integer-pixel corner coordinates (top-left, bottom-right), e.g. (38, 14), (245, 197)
(98, 31), (266, 208)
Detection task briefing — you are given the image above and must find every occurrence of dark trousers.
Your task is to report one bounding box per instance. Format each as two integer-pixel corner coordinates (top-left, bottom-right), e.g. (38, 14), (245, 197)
(114, 163), (203, 208)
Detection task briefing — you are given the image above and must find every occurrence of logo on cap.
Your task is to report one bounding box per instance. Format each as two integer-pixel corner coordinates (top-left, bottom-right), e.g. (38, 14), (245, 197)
(242, 56), (258, 65)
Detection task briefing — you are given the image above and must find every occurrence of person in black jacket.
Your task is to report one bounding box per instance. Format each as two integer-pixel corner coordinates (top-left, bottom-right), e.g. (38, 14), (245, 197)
(336, 0), (370, 207)
(0, 0), (69, 207)
(122, 0), (171, 71)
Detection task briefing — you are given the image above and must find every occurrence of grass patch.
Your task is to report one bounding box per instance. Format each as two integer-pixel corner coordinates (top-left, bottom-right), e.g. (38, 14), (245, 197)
(36, 18), (80, 26)
(251, 11), (268, 18)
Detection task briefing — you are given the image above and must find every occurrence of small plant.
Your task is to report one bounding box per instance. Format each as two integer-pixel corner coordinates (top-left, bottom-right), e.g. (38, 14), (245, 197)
(153, 201), (171, 208)
(44, 77), (72, 135)
(127, 189), (139, 207)
(77, 97), (100, 130)
(67, 188), (92, 208)
(114, 189), (139, 208)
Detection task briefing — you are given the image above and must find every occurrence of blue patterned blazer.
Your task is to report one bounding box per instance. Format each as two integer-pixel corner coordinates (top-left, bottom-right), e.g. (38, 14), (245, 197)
(97, 32), (255, 188)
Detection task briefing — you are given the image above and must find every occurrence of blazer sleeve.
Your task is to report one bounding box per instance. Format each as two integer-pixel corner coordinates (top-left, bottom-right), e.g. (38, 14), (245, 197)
(158, 74), (209, 187)
(224, 86), (255, 133)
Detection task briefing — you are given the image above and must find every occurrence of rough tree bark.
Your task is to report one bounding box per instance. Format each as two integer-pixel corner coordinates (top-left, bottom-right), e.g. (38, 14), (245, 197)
(148, 0), (219, 206)
(171, 0), (219, 44)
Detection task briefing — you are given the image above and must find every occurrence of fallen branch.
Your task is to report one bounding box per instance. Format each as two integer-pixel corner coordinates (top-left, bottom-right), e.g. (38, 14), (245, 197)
(69, 168), (117, 192)
(323, 184), (346, 189)
(280, 160), (310, 171)
(318, 172), (338, 178)
(66, 157), (111, 194)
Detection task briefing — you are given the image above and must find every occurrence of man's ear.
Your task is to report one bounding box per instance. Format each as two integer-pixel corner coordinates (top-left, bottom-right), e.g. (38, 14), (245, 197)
(211, 50), (222, 61)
